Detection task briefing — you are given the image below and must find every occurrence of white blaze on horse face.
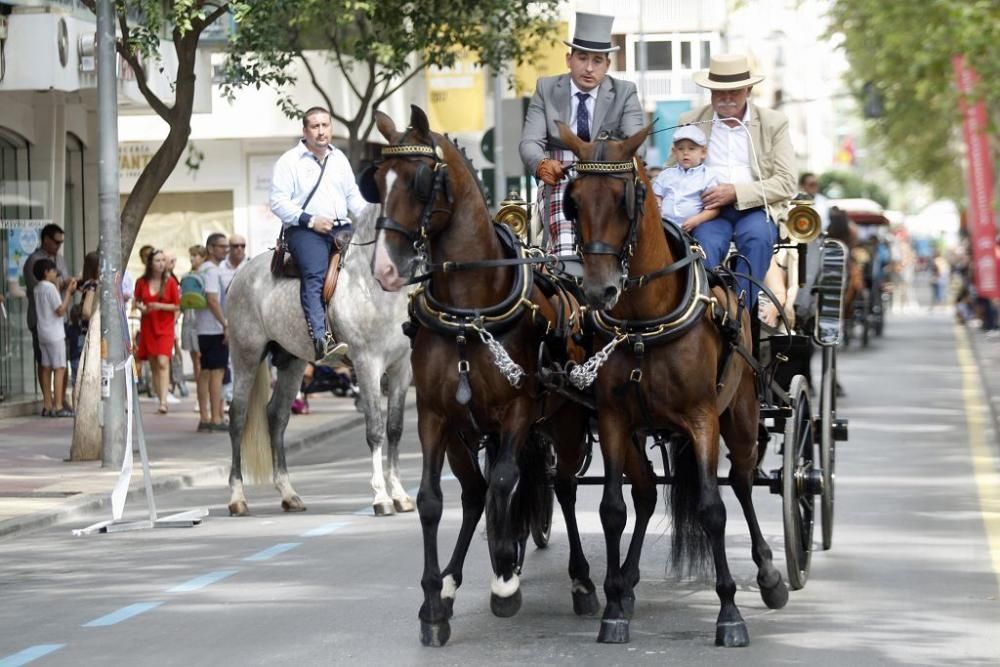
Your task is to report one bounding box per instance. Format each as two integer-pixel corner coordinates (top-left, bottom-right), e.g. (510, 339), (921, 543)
(491, 572), (520, 598)
(372, 169), (405, 291)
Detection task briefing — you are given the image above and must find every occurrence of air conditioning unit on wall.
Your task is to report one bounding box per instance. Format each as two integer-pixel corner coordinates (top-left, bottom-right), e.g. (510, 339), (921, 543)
(0, 9), (92, 92)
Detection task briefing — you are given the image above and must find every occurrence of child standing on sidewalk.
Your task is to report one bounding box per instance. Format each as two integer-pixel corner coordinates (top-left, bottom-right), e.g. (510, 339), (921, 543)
(33, 258), (77, 417)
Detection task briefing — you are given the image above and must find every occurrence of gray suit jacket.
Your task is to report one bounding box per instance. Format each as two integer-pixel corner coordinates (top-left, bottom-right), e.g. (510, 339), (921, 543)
(673, 103), (798, 218)
(519, 74), (645, 174)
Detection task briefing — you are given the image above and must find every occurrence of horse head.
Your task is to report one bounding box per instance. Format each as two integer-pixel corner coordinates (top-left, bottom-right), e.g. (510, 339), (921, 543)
(366, 105), (479, 291)
(557, 122), (653, 310)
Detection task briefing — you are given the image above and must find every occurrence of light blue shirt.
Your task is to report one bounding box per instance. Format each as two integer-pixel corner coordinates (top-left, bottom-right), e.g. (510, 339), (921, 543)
(269, 141), (368, 229)
(652, 163), (719, 226)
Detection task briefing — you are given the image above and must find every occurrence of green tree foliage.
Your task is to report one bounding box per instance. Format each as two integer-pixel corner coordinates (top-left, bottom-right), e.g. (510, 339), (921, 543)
(82, 0), (251, 257)
(828, 0), (999, 201)
(222, 0), (561, 164)
(819, 170), (889, 209)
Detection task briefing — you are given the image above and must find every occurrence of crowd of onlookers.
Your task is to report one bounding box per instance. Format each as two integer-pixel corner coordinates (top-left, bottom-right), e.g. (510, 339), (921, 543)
(20, 224), (249, 431)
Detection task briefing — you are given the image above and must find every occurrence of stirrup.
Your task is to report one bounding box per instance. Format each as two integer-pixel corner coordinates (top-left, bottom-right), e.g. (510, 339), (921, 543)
(315, 333), (349, 366)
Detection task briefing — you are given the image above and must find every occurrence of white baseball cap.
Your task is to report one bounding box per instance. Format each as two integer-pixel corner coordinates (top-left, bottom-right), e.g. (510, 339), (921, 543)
(672, 125), (708, 147)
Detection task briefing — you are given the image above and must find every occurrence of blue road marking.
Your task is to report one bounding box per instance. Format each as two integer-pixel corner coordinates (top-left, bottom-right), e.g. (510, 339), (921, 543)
(83, 602), (163, 627)
(301, 521), (349, 537)
(0, 644), (65, 667)
(244, 542), (301, 561)
(167, 569), (239, 593)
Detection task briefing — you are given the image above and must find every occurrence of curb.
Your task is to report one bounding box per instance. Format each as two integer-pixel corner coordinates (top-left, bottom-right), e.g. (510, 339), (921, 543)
(965, 327), (1000, 454)
(0, 404), (378, 540)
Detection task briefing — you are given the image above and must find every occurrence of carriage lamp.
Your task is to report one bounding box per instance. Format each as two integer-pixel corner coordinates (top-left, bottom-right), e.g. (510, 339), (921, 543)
(495, 191), (530, 240)
(786, 200), (822, 244)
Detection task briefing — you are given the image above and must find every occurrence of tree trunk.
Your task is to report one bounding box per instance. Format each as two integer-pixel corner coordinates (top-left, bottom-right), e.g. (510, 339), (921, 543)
(70, 308), (102, 461)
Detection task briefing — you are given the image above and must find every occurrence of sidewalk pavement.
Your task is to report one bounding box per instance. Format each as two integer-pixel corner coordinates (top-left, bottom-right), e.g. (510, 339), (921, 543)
(0, 391), (381, 539)
(964, 322), (1000, 450)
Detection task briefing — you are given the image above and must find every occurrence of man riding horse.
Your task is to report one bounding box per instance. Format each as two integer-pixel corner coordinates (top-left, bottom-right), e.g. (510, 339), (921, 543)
(269, 106), (367, 362)
(519, 11), (645, 279)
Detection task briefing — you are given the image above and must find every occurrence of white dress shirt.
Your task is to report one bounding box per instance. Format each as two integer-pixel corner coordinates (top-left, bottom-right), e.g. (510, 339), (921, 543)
(269, 141), (368, 228)
(652, 163), (720, 225)
(569, 81), (596, 139)
(706, 105), (754, 186)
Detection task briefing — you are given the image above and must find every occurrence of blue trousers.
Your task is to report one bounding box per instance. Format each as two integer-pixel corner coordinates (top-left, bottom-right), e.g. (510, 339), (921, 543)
(286, 225), (350, 342)
(691, 205), (776, 305)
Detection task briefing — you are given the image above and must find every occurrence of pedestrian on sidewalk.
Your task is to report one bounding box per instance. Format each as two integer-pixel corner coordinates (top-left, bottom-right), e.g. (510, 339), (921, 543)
(181, 245), (208, 396)
(32, 258), (77, 417)
(195, 234), (230, 432)
(134, 248), (181, 414)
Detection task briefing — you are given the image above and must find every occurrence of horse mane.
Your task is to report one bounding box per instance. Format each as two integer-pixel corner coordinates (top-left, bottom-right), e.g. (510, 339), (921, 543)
(442, 133), (489, 206)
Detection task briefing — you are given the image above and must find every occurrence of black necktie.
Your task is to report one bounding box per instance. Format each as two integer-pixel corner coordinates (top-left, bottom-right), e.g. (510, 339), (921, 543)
(576, 92), (591, 142)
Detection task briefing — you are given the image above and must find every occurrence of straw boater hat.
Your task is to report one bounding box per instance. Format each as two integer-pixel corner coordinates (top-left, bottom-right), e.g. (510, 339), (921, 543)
(563, 12), (620, 54)
(693, 54), (765, 90)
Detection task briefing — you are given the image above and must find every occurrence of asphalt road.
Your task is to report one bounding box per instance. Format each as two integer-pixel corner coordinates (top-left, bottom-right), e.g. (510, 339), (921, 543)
(1, 310), (998, 666)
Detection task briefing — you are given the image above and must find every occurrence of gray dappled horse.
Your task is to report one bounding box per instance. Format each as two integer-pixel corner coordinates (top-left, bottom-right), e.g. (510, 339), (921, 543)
(225, 204), (414, 516)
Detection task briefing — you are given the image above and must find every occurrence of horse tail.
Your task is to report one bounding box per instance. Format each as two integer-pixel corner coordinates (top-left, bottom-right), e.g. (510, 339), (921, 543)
(241, 361), (274, 483)
(668, 438), (711, 578)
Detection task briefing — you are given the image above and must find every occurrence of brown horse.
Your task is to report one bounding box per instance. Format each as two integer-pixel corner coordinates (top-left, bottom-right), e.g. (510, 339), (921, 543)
(367, 106), (598, 647)
(557, 122), (788, 647)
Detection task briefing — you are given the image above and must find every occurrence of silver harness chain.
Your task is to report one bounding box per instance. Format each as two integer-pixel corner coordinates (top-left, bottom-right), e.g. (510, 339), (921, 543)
(474, 324), (525, 388)
(568, 334), (627, 390)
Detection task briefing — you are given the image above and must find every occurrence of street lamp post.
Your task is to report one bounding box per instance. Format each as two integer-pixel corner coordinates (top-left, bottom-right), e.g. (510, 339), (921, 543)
(97, 0), (126, 468)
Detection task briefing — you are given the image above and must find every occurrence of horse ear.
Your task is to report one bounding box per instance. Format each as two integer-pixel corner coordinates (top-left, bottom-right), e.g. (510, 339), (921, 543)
(620, 122), (655, 158)
(409, 105), (431, 138)
(374, 110), (399, 143)
(556, 121), (587, 159)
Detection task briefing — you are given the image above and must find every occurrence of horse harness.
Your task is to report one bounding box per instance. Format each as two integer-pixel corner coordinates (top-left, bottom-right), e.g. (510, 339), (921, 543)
(360, 133), (573, 407)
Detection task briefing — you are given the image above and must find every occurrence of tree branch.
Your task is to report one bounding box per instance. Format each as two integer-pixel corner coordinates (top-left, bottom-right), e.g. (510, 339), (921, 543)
(327, 25), (362, 101)
(299, 52), (342, 126)
(116, 11), (172, 122)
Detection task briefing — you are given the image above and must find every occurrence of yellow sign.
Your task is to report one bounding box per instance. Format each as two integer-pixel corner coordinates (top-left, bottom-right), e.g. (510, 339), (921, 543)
(514, 22), (569, 97)
(426, 50), (485, 133)
(119, 144), (154, 179)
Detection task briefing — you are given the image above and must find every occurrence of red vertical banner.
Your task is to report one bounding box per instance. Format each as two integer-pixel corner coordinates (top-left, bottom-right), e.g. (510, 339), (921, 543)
(952, 55), (1000, 298)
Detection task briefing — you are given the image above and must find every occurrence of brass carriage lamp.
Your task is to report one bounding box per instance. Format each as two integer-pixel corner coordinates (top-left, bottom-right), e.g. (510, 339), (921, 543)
(786, 200), (822, 244)
(495, 191), (530, 240)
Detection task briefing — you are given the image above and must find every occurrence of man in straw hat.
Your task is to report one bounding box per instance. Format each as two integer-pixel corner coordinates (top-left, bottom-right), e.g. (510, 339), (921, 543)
(520, 11), (645, 278)
(673, 53), (797, 304)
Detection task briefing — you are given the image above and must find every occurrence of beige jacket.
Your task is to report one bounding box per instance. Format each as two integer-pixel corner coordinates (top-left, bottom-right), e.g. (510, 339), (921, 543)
(673, 103), (798, 221)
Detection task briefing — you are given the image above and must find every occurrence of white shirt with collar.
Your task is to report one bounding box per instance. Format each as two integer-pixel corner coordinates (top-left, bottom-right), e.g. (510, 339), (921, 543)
(569, 80), (597, 138)
(652, 163), (720, 226)
(706, 105), (754, 186)
(269, 141), (368, 229)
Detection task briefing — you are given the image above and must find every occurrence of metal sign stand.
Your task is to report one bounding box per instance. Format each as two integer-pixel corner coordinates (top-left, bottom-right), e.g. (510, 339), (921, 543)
(73, 356), (208, 536)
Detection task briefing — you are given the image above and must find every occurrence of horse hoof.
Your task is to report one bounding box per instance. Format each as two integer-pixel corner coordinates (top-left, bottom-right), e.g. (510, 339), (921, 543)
(393, 496), (416, 513)
(572, 589), (600, 616)
(228, 501), (250, 517)
(715, 621), (750, 647)
(622, 592), (636, 620)
(597, 618), (630, 644)
(373, 501), (396, 516)
(758, 571), (789, 610)
(419, 620), (451, 647)
(490, 589), (522, 618)
(281, 496), (307, 512)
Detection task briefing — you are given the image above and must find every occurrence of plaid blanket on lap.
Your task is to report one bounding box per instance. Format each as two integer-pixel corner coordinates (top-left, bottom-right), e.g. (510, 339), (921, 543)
(537, 148), (578, 258)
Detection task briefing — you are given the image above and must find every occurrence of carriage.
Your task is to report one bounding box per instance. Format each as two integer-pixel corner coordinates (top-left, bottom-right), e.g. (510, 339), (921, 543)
(830, 198), (893, 347)
(365, 107), (852, 647)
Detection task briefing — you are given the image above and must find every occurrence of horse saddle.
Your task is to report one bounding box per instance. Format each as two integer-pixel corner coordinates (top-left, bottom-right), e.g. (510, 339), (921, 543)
(271, 229), (352, 303)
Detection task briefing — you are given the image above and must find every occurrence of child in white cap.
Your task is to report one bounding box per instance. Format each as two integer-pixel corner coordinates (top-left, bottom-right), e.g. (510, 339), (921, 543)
(652, 124), (719, 233)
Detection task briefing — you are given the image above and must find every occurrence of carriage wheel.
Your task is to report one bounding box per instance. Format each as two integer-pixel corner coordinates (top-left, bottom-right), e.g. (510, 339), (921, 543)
(819, 347), (837, 551)
(783, 375), (816, 590)
(528, 435), (556, 549)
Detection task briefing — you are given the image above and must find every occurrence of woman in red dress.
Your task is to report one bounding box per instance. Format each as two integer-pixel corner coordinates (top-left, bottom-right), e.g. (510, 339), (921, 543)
(135, 249), (181, 413)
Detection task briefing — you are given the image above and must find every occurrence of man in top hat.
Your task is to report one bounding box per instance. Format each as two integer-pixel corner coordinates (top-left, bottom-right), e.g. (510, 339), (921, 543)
(520, 11), (645, 277)
(673, 53), (797, 304)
